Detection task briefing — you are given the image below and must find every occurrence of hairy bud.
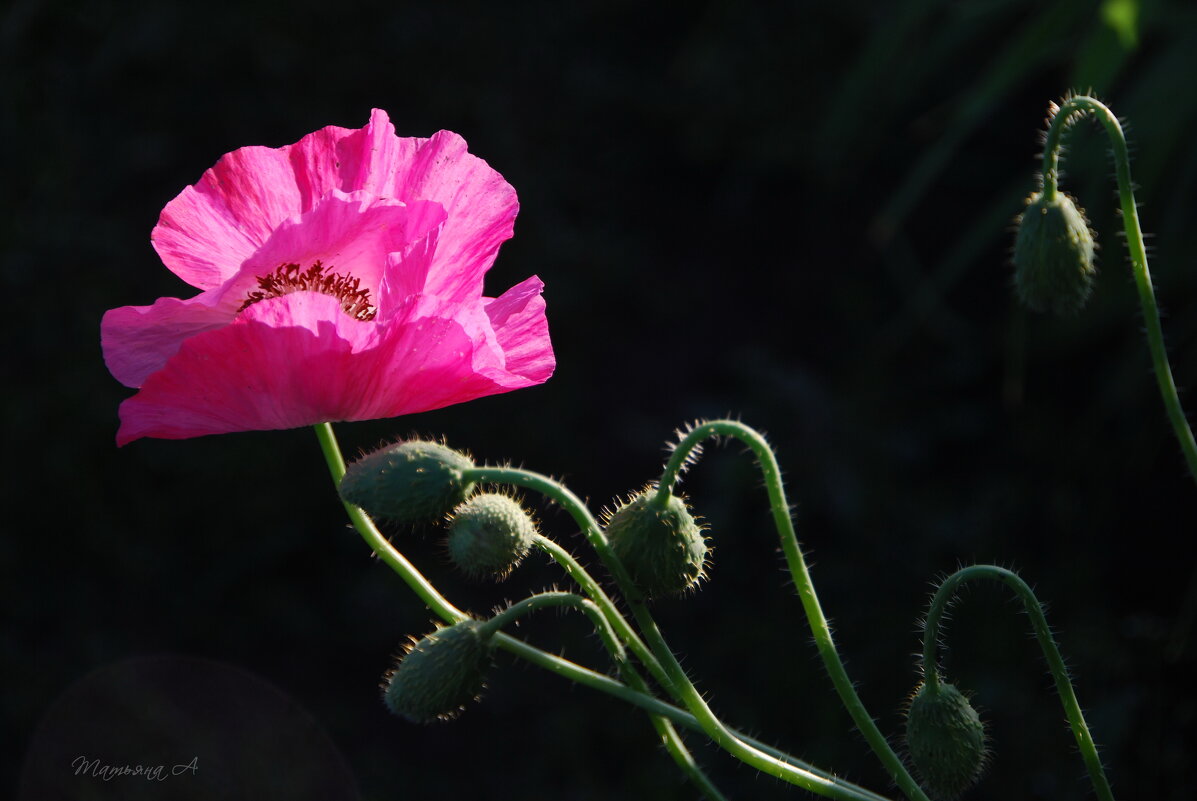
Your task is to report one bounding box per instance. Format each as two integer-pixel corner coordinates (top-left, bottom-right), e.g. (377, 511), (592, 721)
(604, 488), (708, 598)
(905, 680), (988, 799)
(447, 493), (537, 579)
(1013, 191), (1097, 315)
(382, 620), (492, 723)
(339, 440), (474, 525)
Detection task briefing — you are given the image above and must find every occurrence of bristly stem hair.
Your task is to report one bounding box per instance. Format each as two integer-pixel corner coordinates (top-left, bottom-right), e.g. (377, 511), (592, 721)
(922, 565), (1115, 801)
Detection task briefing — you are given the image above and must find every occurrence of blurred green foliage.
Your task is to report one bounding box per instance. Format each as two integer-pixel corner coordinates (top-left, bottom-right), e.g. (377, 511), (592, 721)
(3, 0), (1195, 799)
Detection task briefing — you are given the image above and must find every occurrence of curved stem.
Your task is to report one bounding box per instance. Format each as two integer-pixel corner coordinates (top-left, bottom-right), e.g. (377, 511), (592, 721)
(463, 462), (886, 798)
(319, 426), (889, 800)
(1039, 95), (1197, 484)
(492, 632), (892, 801)
(321, 429), (733, 798)
(657, 721), (729, 801)
(660, 420), (930, 801)
(528, 533), (673, 693)
(484, 589), (727, 801)
(922, 565), (1115, 801)
(464, 467), (676, 694)
(479, 591), (617, 645)
(461, 465), (641, 593)
(628, 605), (889, 800)
(314, 422), (467, 623)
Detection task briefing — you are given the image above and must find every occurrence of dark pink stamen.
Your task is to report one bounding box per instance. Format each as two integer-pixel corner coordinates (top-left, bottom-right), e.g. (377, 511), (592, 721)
(239, 261), (376, 321)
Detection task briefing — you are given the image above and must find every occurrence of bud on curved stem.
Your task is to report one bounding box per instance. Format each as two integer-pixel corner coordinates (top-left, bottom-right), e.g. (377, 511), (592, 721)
(462, 466), (674, 691)
(316, 424), (892, 801)
(479, 591), (623, 662)
(339, 439), (475, 525)
(1012, 191), (1096, 315)
(1025, 94), (1197, 485)
(461, 461), (893, 798)
(921, 564), (1115, 801)
(446, 492), (538, 580)
(904, 680), (987, 800)
(658, 420), (931, 801)
(315, 423), (469, 625)
(604, 487), (708, 598)
(383, 619), (492, 723)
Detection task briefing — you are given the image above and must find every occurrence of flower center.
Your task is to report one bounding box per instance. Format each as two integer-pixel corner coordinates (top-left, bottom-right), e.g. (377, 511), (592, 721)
(238, 261), (377, 321)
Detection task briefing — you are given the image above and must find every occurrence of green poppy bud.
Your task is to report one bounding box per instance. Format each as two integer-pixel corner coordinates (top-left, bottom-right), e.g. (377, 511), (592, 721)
(905, 680), (988, 799)
(1013, 191), (1097, 315)
(447, 493), (537, 580)
(382, 620), (492, 723)
(339, 440), (474, 525)
(604, 488), (708, 598)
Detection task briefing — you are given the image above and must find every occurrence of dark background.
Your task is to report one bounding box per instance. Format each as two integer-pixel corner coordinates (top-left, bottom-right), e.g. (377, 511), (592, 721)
(4, 1), (1196, 799)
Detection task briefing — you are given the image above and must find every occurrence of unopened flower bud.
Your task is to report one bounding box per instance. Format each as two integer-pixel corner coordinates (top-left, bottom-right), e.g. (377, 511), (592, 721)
(339, 440), (474, 525)
(1013, 190), (1097, 315)
(382, 620), (492, 723)
(604, 488), (708, 598)
(905, 680), (988, 799)
(447, 493), (537, 579)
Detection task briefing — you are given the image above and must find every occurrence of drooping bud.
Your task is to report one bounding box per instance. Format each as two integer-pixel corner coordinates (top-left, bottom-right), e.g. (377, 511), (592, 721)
(1012, 190), (1097, 315)
(382, 619), (492, 723)
(905, 680), (988, 799)
(603, 488), (708, 598)
(447, 493), (537, 580)
(339, 440), (475, 525)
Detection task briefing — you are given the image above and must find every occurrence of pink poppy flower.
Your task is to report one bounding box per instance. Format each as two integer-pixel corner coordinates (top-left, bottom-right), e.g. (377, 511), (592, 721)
(102, 110), (554, 446)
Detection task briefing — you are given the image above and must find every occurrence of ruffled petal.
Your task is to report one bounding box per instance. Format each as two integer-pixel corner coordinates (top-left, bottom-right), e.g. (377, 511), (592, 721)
(216, 190), (446, 311)
(324, 111), (516, 302)
(351, 290), (552, 416)
(110, 193), (447, 390)
(115, 287), (552, 445)
(483, 276), (555, 384)
(151, 112), (387, 290)
(151, 110), (515, 298)
(386, 129), (519, 303)
(116, 293), (384, 444)
(153, 144), (313, 290)
(101, 294), (232, 388)
(376, 232), (443, 320)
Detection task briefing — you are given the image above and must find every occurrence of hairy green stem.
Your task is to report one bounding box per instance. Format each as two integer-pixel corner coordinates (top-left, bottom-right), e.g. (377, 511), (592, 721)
(922, 565), (1115, 801)
(660, 420), (930, 801)
(528, 534), (672, 690)
(479, 591), (616, 645)
(462, 465), (642, 594)
(627, 603), (887, 800)
(463, 462), (888, 798)
(463, 468), (674, 694)
(319, 427), (729, 798)
(314, 422), (467, 623)
(485, 587), (729, 800)
(491, 632), (892, 801)
(1040, 95), (1197, 484)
